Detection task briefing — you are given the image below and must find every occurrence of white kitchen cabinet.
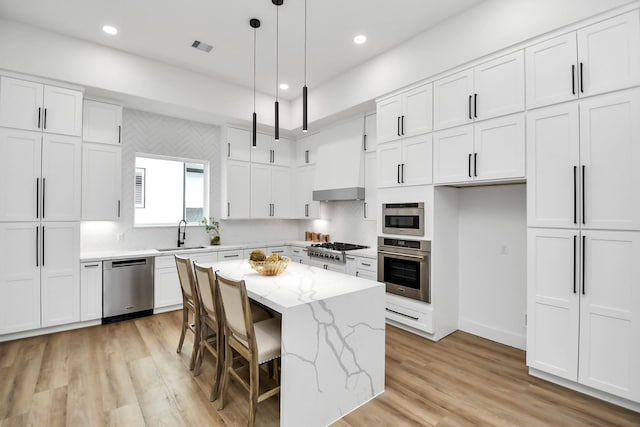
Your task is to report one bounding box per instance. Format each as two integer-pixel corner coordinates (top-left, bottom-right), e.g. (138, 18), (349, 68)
(434, 51), (524, 130)
(377, 83), (433, 143)
(364, 113), (377, 152)
(82, 143), (122, 220)
(218, 250), (243, 261)
(41, 222), (80, 327)
(0, 77), (82, 136)
(80, 261), (102, 321)
(289, 246), (309, 265)
(433, 114), (524, 185)
(377, 134), (432, 188)
(0, 129), (81, 222)
(525, 11), (640, 109)
(310, 258), (347, 274)
(364, 152), (377, 221)
(295, 132), (317, 165)
(82, 100), (122, 145)
(527, 90), (640, 230)
(250, 163), (291, 219)
(154, 256), (181, 309)
(294, 165), (320, 219)
(225, 160), (251, 219)
(252, 132), (291, 166)
(345, 256), (357, 276)
(527, 228), (640, 402)
(226, 127), (251, 162)
(0, 222), (41, 334)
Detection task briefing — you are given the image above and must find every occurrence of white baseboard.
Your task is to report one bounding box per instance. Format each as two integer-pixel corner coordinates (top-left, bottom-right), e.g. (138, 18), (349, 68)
(154, 304), (181, 314)
(458, 318), (526, 350)
(0, 319), (102, 342)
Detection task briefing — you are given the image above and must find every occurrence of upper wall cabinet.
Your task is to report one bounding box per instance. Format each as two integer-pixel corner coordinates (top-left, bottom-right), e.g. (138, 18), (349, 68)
(251, 132), (291, 166)
(0, 76), (82, 136)
(377, 83), (433, 143)
(82, 100), (123, 145)
(226, 127), (251, 162)
(82, 143), (122, 221)
(433, 51), (524, 131)
(295, 132), (318, 166)
(526, 11), (640, 109)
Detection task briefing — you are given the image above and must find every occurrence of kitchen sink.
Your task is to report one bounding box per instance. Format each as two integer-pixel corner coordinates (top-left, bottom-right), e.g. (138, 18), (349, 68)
(156, 246), (206, 252)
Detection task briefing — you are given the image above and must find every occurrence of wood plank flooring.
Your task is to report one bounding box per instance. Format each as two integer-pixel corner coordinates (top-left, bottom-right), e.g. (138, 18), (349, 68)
(1, 311), (639, 426)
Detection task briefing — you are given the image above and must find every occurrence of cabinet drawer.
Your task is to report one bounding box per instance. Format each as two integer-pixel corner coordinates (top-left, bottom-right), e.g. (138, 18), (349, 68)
(357, 257), (376, 272)
(219, 250), (243, 261)
(289, 246), (308, 256)
(267, 246), (287, 255)
(154, 255), (175, 269)
(385, 301), (433, 334)
(192, 252), (218, 265)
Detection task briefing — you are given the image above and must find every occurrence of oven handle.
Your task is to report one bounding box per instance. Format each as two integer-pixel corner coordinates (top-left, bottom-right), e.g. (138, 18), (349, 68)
(378, 250), (427, 260)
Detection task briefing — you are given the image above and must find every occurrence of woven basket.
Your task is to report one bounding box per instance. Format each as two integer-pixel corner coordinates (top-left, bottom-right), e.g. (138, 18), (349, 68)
(249, 257), (291, 276)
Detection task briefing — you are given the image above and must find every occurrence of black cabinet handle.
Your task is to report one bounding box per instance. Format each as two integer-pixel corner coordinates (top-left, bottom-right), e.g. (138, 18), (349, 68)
(468, 95), (472, 120)
(118, 125), (122, 143)
(227, 202), (230, 217)
(401, 163), (405, 183)
(363, 202), (367, 219)
(36, 178), (39, 219)
(582, 235), (586, 295)
(363, 135), (367, 151)
(571, 65), (576, 95)
(37, 107), (41, 129)
(474, 94), (478, 118)
(35, 227), (39, 267)
(117, 200), (121, 218)
(43, 108), (47, 129)
(401, 115), (405, 135)
(305, 149), (310, 163)
(386, 307), (419, 321)
(41, 226), (45, 267)
(468, 154), (472, 178)
(227, 143), (231, 158)
(223, 254), (239, 258)
(397, 116), (401, 136)
(397, 164), (401, 184)
(579, 63), (584, 93)
(582, 165), (585, 225)
(474, 153), (478, 177)
(42, 178), (46, 218)
(573, 235), (577, 294)
(573, 166), (577, 224)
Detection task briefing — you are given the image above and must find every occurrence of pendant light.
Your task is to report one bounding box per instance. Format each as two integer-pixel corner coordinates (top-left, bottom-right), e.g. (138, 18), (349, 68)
(273, 0), (283, 142)
(302, 0), (308, 132)
(250, 18), (261, 147)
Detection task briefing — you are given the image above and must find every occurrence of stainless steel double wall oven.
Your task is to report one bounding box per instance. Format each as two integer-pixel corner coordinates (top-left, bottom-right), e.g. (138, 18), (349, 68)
(377, 237), (431, 303)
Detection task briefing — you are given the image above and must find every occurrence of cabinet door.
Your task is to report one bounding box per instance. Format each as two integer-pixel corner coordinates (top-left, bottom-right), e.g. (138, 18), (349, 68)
(433, 69), (474, 130)
(0, 223), (41, 334)
(270, 166), (291, 218)
(403, 84), (433, 137)
(295, 165), (319, 219)
(80, 262), (103, 321)
(0, 129), (41, 221)
(376, 141), (403, 188)
(578, 231), (640, 401)
(42, 85), (82, 136)
(0, 77), (43, 132)
(356, 270), (377, 281)
(577, 10), (640, 98)
(82, 143), (122, 220)
(82, 100), (122, 145)
(473, 114), (525, 182)
(154, 267), (182, 309)
(226, 160), (251, 218)
(580, 89), (640, 230)
(250, 163), (272, 218)
(41, 134), (81, 221)
(226, 127), (251, 162)
(526, 33), (578, 109)
(364, 152), (377, 221)
(364, 113), (377, 152)
(474, 51), (525, 121)
(402, 134), (433, 186)
(272, 137), (292, 166)
(527, 103), (580, 228)
(376, 95), (402, 143)
(295, 133), (317, 166)
(251, 132), (273, 164)
(433, 125), (474, 184)
(41, 222), (80, 327)
(526, 228), (579, 381)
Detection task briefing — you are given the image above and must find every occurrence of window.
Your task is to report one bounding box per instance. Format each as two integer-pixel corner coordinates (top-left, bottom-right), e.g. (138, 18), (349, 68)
(134, 155), (208, 226)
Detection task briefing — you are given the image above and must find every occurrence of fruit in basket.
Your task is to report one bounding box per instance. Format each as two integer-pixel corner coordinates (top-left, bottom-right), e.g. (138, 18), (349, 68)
(266, 253), (282, 262)
(249, 250), (267, 262)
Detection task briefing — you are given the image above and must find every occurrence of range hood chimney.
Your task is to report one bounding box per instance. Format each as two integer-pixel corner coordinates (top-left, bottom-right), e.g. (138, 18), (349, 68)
(312, 117), (365, 202)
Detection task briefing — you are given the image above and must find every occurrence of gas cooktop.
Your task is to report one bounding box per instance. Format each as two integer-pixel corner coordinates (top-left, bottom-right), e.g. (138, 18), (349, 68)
(308, 242), (369, 263)
(310, 242), (369, 251)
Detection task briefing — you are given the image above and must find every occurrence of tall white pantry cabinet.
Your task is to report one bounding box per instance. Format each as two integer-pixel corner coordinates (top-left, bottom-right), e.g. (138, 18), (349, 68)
(526, 10), (640, 405)
(0, 75), (83, 335)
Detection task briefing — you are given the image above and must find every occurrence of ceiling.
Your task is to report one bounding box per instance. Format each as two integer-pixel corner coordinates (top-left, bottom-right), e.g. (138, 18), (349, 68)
(0, 0), (484, 100)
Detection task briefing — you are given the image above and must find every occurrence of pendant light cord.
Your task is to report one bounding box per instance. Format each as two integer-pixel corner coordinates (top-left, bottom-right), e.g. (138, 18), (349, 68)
(304, 0), (307, 85)
(276, 6), (279, 102)
(253, 28), (256, 112)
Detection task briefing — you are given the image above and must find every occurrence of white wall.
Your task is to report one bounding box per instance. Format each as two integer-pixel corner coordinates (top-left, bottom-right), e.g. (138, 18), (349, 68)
(297, 202), (377, 248)
(457, 184), (527, 349)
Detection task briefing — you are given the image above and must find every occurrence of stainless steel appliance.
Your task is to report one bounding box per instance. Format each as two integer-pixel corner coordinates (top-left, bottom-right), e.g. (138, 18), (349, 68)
(377, 237), (430, 303)
(103, 257), (154, 323)
(307, 242), (369, 271)
(382, 202), (424, 236)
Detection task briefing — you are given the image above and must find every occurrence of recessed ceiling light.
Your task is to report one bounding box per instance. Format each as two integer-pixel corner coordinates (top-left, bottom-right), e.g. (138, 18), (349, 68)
(102, 25), (118, 35)
(279, 83), (289, 90)
(353, 35), (367, 45)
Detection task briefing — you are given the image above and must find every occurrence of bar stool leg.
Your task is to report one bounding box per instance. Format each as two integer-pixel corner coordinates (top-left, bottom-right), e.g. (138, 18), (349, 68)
(177, 303), (188, 353)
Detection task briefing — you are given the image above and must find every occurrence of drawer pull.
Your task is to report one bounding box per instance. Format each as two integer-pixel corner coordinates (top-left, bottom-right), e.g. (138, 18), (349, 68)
(223, 254), (239, 258)
(361, 262), (371, 267)
(386, 307), (419, 321)
(84, 264), (100, 268)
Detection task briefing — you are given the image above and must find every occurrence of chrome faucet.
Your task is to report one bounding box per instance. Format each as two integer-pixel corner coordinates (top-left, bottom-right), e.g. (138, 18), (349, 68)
(177, 219), (187, 247)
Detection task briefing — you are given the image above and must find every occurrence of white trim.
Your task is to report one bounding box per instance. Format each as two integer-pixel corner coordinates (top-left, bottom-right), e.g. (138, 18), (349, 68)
(0, 319), (101, 343)
(154, 305), (181, 314)
(0, 69), (85, 92)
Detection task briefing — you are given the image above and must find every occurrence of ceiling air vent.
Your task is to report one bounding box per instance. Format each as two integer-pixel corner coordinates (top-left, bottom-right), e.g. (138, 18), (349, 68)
(191, 40), (214, 53)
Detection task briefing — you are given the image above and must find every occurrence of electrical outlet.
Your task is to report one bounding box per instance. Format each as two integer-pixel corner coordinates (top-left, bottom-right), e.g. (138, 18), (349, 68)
(117, 233), (124, 242)
(500, 245), (509, 255)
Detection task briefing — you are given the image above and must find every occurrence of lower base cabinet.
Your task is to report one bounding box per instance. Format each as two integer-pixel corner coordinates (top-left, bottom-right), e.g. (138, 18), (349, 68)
(80, 261), (103, 321)
(527, 228), (640, 402)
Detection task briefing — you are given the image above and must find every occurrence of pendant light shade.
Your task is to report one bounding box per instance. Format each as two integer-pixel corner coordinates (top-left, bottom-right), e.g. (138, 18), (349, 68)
(250, 18), (261, 147)
(273, 0), (282, 141)
(302, 0), (308, 132)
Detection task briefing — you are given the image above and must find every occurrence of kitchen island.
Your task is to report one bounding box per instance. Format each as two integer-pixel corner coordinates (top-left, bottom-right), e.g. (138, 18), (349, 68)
(205, 260), (385, 427)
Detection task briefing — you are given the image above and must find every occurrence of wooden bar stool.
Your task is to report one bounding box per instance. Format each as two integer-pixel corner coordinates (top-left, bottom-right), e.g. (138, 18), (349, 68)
(215, 271), (281, 427)
(174, 255), (200, 371)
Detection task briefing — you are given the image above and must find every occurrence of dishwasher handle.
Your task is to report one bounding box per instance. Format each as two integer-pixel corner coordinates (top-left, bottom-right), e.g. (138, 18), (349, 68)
(104, 258), (152, 269)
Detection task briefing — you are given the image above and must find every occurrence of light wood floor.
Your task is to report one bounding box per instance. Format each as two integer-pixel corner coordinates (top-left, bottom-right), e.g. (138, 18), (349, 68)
(1, 311), (639, 427)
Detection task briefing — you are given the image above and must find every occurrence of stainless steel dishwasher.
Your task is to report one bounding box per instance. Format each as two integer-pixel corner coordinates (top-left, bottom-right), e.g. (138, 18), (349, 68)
(103, 257), (154, 323)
